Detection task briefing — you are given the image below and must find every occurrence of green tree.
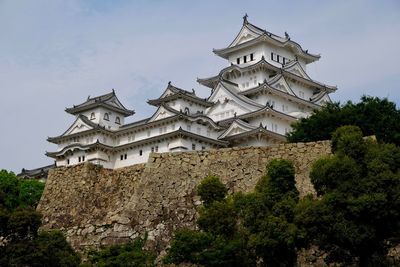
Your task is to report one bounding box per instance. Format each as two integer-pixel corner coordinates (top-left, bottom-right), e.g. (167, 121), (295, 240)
(197, 175), (228, 207)
(1, 231), (80, 267)
(295, 126), (400, 266)
(0, 169), (80, 266)
(86, 235), (155, 267)
(165, 160), (300, 267)
(287, 96), (400, 145)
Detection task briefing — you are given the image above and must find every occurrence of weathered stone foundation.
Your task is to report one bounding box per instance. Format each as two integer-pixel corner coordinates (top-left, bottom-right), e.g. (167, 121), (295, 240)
(37, 141), (331, 254)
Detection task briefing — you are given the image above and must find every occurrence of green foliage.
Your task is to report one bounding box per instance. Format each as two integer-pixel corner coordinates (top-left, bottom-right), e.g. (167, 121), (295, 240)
(287, 96), (400, 145)
(310, 155), (360, 196)
(0, 169), (80, 266)
(0, 169), (44, 210)
(197, 175), (227, 207)
(166, 161), (300, 266)
(87, 235), (155, 267)
(0, 230), (80, 267)
(0, 170), (19, 210)
(256, 159), (298, 204)
(7, 207), (42, 240)
(163, 229), (214, 264)
(197, 199), (237, 236)
(18, 179), (45, 208)
(296, 126), (400, 265)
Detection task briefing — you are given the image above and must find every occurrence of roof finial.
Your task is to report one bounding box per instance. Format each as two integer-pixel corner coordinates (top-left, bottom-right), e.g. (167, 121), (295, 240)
(259, 122), (263, 127)
(285, 31), (290, 39)
(192, 88), (195, 95)
(168, 81), (171, 86)
(87, 95), (90, 100)
(112, 88), (115, 94)
(243, 13), (248, 24)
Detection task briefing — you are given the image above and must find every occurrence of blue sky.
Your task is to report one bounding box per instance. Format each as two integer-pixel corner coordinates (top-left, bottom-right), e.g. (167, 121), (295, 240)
(0, 0), (399, 172)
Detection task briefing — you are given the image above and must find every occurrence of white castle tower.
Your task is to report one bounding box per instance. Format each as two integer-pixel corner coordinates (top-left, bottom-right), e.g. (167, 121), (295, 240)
(47, 16), (336, 169)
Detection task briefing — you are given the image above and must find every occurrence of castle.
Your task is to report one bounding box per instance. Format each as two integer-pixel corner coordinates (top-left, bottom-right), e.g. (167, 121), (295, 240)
(46, 15), (336, 169)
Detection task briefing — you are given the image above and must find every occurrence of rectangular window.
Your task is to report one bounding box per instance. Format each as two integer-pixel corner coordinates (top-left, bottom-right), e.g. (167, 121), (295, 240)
(283, 57), (286, 64)
(82, 156), (85, 162)
(236, 58), (240, 64)
(67, 159), (70, 165)
(139, 150), (143, 156)
(202, 146), (206, 150)
(250, 53), (254, 61)
(243, 55), (247, 63)
(124, 154), (127, 160)
(155, 146), (158, 152)
(271, 52), (274, 60)
(120, 155), (123, 160)
(192, 144), (196, 150)
(151, 147), (154, 153)
(78, 156), (81, 162)
(277, 55), (280, 63)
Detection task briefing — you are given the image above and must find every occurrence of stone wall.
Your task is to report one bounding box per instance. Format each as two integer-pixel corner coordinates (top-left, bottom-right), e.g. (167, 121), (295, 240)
(37, 141), (331, 254)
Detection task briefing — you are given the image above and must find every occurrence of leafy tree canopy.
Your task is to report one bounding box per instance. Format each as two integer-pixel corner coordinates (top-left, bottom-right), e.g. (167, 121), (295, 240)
(85, 235), (156, 267)
(165, 159), (300, 267)
(296, 126), (400, 265)
(287, 96), (400, 145)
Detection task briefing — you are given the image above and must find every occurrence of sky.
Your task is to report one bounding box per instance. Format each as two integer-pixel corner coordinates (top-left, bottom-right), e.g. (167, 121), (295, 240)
(0, 0), (399, 172)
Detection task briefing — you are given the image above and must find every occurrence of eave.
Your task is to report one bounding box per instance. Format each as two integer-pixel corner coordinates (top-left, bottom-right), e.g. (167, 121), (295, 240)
(221, 126), (286, 142)
(65, 102), (135, 117)
(213, 33), (320, 64)
(47, 129), (228, 158)
(237, 105), (298, 123)
(239, 81), (321, 109)
(198, 57), (337, 92)
(147, 92), (213, 107)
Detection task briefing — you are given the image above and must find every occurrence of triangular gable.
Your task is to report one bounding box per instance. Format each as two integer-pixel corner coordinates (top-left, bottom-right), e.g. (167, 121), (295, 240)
(269, 75), (295, 95)
(219, 120), (256, 139)
(208, 82), (261, 109)
(148, 105), (177, 122)
(229, 24), (262, 48)
(63, 116), (95, 136)
(284, 61), (310, 79)
(159, 88), (176, 99)
(313, 93), (332, 106)
(206, 82), (261, 120)
(105, 95), (129, 111)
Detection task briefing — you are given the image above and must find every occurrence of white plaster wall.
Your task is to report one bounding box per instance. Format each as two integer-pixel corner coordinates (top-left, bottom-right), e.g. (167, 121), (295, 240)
(228, 69), (273, 91)
(247, 115), (292, 136)
(170, 99), (207, 115)
(82, 107), (125, 130)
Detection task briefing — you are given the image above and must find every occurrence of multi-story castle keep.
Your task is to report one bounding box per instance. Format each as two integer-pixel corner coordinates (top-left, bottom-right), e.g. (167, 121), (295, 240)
(46, 16), (336, 169)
